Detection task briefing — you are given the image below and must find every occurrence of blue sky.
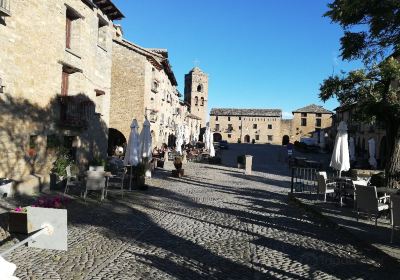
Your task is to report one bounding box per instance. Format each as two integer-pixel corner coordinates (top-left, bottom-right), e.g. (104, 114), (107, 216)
(112, 0), (361, 119)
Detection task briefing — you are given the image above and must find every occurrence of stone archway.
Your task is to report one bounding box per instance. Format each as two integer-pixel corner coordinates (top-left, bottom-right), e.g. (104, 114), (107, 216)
(244, 135), (250, 143)
(282, 135), (290, 145)
(108, 128), (127, 156)
(213, 133), (222, 142)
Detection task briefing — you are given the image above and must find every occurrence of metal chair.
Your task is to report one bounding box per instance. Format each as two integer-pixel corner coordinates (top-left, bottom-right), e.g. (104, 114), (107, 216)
(355, 185), (389, 226)
(390, 194), (400, 243)
(316, 173), (336, 202)
(106, 167), (126, 198)
(64, 165), (80, 194)
(83, 171), (106, 201)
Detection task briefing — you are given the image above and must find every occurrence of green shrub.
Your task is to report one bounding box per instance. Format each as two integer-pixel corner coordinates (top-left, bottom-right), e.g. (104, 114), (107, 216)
(237, 155), (245, 165)
(51, 147), (73, 177)
(89, 156), (106, 167)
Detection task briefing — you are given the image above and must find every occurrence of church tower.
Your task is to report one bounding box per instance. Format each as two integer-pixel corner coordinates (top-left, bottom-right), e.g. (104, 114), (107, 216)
(184, 67), (208, 128)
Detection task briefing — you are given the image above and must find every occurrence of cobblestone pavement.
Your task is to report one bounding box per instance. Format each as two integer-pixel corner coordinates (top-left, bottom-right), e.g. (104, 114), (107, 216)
(0, 145), (399, 279)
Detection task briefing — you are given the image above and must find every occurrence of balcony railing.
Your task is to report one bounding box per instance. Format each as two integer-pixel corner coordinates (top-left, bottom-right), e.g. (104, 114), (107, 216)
(58, 96), (93, 129)
(0, 0), (11, 16)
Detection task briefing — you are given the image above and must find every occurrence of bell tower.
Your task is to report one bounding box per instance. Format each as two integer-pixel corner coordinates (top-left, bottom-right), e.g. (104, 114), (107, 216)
(184, 67), (208, 128)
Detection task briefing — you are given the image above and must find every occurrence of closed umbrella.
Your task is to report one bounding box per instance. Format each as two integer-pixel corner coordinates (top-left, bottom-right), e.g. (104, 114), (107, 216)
(124, 119), (140, 190)
(368, 138), (377, 169)
(175, 127), (183, 154)
(330, 121), (350, 177)
(204, 123), (210, 151)
(319, 130), (326, 149)
(209, 132), (215, 157)
(140, 119), (152, 178)
(349, 137), (356, 161)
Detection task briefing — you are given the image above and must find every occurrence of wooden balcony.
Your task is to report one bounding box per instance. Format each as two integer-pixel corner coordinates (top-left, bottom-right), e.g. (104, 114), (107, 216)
(58, 96), (93, 129)
(0, 0), (11, 16)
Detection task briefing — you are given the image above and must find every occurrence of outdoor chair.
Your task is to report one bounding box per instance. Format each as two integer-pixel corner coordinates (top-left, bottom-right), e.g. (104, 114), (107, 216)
(64, 165), (81, 195)
(316, 173), (336, 202)
(83, 171), (106, 201)
(336, 178), (356, 207)
(355, 185), (389, 226)
(390, 194), (400, 243)
(106, 167), (126, 198)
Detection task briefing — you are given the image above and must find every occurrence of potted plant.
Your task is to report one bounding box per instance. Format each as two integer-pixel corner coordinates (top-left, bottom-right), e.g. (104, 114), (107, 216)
(89, 156), (105, 171)
(8, 195), (69, 234)
(172, 156), (184, 177)
(237, 155), (245, 169)
(50, 148), (73, 191)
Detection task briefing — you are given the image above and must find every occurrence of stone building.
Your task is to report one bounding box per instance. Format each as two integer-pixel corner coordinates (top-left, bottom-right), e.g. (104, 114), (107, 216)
(109, 29), (201, 151)
(209, 109), (283, 145)
(209, 104), (333, 146)
(290, 104), (333, 142)
(184, 67), (209, 128)
(0, 0), (123, 191)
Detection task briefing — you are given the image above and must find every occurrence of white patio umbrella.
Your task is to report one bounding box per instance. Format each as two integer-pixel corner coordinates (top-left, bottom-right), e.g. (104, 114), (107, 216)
(0, 256), (19, 280)
(124, 119), (140, 166)
(349, 137), (356, 161)
(175, 127), (183, 154)
(368, 138), (378, 169)
(209, 132), (215, 157)
(124, 119), (140, 190)
(204, 122), (210, 151)
(330, 121), (350, 177)
(140, 119), (152, 178)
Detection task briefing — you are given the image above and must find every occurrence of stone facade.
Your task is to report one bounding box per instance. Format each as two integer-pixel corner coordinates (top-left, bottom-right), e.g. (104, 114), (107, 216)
(209, 109), (283, 145)
(209, 104), (333, 146)
(110, 31), (201, 150)
(291, 104), (333, 142)
(0, 0), (122, 186)
(184, 67), (209, 128)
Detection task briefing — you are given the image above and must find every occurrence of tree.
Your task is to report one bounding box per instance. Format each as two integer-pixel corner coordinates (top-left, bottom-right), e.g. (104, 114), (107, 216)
(321, 0), (400, 188)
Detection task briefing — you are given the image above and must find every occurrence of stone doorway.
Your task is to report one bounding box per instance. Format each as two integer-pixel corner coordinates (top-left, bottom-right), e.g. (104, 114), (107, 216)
(108, 128), (127, 156)
(213, 133), (222, 142)
(282, 135), (290, 145)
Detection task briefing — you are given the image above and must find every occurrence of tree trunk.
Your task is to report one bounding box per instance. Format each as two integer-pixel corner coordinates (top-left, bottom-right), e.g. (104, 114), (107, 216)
(385, 123), (400, 188)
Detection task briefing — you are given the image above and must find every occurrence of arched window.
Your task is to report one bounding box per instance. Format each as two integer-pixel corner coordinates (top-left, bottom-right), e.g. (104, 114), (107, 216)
(197, 84), (203, 92)
(195, 96), (198, 106)
(200, 97), (204, 106)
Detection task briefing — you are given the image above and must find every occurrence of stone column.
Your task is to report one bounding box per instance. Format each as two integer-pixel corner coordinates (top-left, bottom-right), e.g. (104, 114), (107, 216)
(245, 155), (253, 175)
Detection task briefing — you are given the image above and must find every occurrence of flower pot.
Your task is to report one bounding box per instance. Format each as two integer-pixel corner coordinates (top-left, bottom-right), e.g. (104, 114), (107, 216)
(8, 211), (28, 234)
(174, 163), (182, 170)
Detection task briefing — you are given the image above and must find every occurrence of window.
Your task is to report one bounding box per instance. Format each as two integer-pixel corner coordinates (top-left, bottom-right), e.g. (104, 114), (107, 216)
(98, 16), (108, 50)
(316, 113), (322, 118)
(301, 113), (307, 117)
(66, 13), (73, 49)
(268, 135), (273, 141)
(200, 97), (204, 106)
(195, 96), (198, 106)
(268, 124), (272, 129)
(61, 70), (69, 96)
(228, 124), (233, 131)
(316, 118), (321, 127)
(228, 134), (232, 139)
(239, 126), (242, 130)
(253, 124), (257, 129)
(197, 84), (203, 92)
(215, 115), (218, 121)
(215, 124), (220, 131)
(228, 116), (231, 121)
(239, 117), (241, 120)
(151, 81), (159, 93)
(301, 118), (307, 126)
(255, 135), (260, 141)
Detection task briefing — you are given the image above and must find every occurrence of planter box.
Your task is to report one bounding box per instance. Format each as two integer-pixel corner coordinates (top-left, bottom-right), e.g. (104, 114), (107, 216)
(0, 179), (13, 197)
(9, 207), (68, 251)
(172, 169), (184, 178)
(8, 211), (28, 234)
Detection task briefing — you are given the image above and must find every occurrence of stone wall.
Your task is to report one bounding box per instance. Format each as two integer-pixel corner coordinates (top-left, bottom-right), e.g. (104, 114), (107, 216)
(209, 115), (283, 145)
(0, 0), (116, 183)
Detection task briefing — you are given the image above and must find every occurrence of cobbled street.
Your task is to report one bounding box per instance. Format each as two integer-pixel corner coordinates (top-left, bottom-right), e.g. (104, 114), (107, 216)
(1, 145), (398, 279)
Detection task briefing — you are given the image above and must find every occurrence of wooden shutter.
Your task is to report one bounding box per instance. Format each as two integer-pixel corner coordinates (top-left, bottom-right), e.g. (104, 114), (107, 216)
(66, 16), (72, 49)
(61, 71), (69, 96)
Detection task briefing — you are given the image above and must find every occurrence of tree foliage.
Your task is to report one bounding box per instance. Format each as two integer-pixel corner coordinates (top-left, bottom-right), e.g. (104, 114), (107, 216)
(325, 0), (400, 63)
